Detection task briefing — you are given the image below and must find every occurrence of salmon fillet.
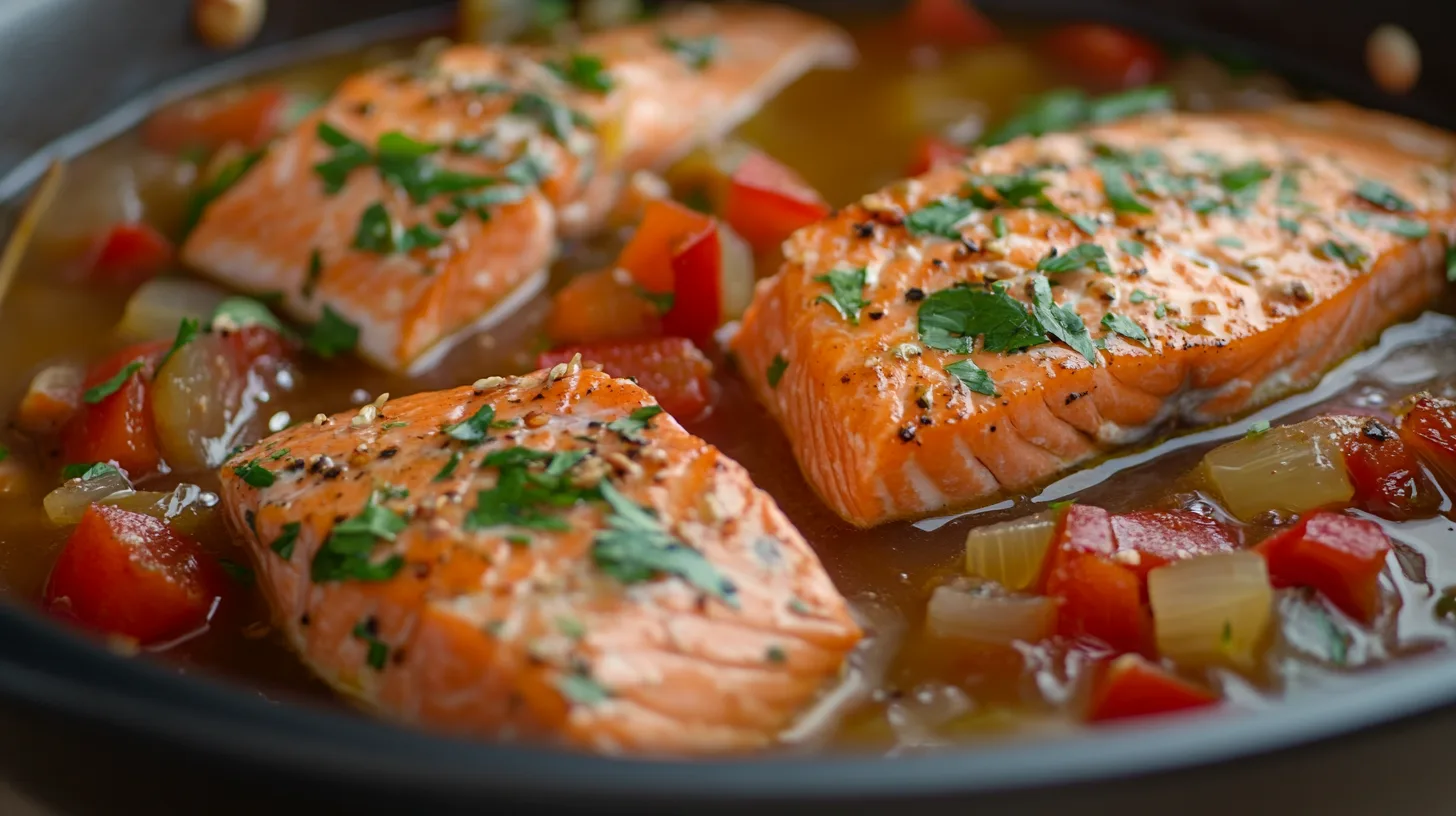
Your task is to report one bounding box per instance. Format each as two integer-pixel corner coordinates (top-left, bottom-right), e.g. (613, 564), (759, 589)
(733, 103), (1456, 527)
(183, 5), (853, 373)
(218, 365), (861, 754)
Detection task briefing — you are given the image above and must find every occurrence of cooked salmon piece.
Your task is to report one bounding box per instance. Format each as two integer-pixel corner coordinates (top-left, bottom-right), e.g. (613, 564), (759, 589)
(182, 5), (853, 374)
(733, 104), (1456, 527)
(217, 365), (861, 754)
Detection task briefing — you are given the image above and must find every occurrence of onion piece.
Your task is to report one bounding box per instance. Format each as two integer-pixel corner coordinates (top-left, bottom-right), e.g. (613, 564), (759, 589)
(44, 467), (135, 526)
(15, 363), (84, 435)
(1147, 551), (1273, 672)
(101, 483), (222, 538)
(717, 222), (755, 322)
(117, 277), (231, 341)
(926, 583), (1057, 645)
(963, 511), (1056, 591)
(1200, 424), (1353, 522)
(152, 332), (276, 471)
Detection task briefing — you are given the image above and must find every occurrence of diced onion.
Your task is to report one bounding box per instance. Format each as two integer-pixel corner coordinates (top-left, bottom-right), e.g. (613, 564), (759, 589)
(1200, 424), (1353, 522)
(717, 222), (755, 322)
(117, 277), (231, 341)
(926, 583), (1057, 645)
(102, 483), (221, 538)
(964, 511), (1056, 591)
(1148, 551), (1273, 672)
(44, 469), (135, 526)
(15, 363), (84, 435)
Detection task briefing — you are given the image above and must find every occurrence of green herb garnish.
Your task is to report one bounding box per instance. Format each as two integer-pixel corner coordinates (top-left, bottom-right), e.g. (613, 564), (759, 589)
(311, 498), (407, 582)
(183, 148), (264, 235)
(945, 359), (996, 396)
(813, 267), (869, 325)
(592, 481), (737, 604)
(155, 318), (201, 376)
(1094, 160), (1152, 214)
(444, 403), (499, 444)
(1118, 239), (1146, 257)
(232, 459), (276, 488)
(1031, 275), (1097, 363)
(271, 521), (301, 560)
(220, 559), (255, 586)
(906, 198), (973, 240)
(351, 620), (390, 671)
(305, 306), (359, 358)
(1355, 179), (1414, 212)
(918, 285), (1046, 354)
(433, 451), (462, 482)
(1037, 243), (1113, 276)
(660, 34), (719, 71)
(1218, 162), (1272, 193)
(606, 405), (664, 443)
(1101, 311), (1149, 345)
(62, 462), (120, 481)
(547, 52), (615, 93)
(1345, 210), (1429, 239)
(1317, 240), (1369, 269)
(767, 354), (789, 388)
(557, 672), (611, 706)
(82, 362), (144, 404)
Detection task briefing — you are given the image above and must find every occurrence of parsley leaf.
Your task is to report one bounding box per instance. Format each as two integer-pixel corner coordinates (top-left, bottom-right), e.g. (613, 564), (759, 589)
(1129, 289), (1155, 304)
(1218, 162), (1272, 193)
(311, 498), (407, 582)
(944, 359), (996, 396)
(155, 318), (201, 375)
(918, 285), (1047, 354)
(1086, 86), (1174, 123)
(1100, 311), (1149, 345)
(980, 86), (1172, 146)
(1031, 276), (1097, 363)
(767, 354), (789, 388)
(606, 405), (664, 443)
(351, 620), (389, 671)
(82, 361), (143, 404)
(1317, 240), (1369, 269)
(1447, 245), (1456, 283)
(271, 521), (301, 560)
(992, 214), (1007, 238)
(1355, 179), (1414, 212)
(61, 462), (120, 481)
(1094, 160), (1152, 214)
(465, 449), (592, 533)
(906, 198), (973, 239)
(1117, 239), (1146, 257)
(232, 459), (276, 488)
(1345, 210), (1429, 239)
(305, 306), (359, 358)
(433, 450), (462, 482)
(313, 123), (372, 193)
(1278, 216), (1301, 235)
(1246, 419), (1271, 436)
(303, 249), (324, 299)
(660, 34), (719, 71)
(592, 481), (737, 604)
(444, 403), (499, 444)
(547, 52), (614, 93)
(557, 672), (611, 706)
(813, 267), (869, 325)
(510, 92), (582, 141)
(1037, 243), (1113, 276)
(353, 202), (397, 252)
(183, 148), (264, 235)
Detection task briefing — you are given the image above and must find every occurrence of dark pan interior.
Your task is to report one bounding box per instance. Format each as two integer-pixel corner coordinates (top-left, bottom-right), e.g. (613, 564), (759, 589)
(3, 1), (1456, 813)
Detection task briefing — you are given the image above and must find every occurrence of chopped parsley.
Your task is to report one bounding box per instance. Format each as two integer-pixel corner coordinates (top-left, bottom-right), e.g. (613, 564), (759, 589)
(547, 52), (614, 93)
(303, 249), (324, 299)
(1037, 243), (1113, 276)
(1278, 216), (1301, 235)
(1217, 161), (1272, 193)
(267, 447), (291, 461)
(660, 34), (719, 71)
(1030, 275), (1097, 363)
(314, 123), (373, 193)
(1354, 179), (1414, 212)
(155, 318), (201, 376)
(766, 645), (787, 664)
(812, 267), (869, 325)
(1246, 420), (1271, 437)
(1317, 239), (1369, 269)
(992, 214), (1007, 238)
(1117, 239), (1146, 257)
(556, 615), (587, 640)
(606, 405), (664, 443)
(465, 448), (592, 533)
(918, 285), (1046, 354)
(375, 131), (496, 203)
(557, 672), (610, 706)
(1094, 160), (1152, 214)
(1345, 210), (1429, 239)
(767, 354), (789, 388)
(504, 151), (553, 187)
(965, 171), (1052, 210)
(305, 306), (359, 358)
(906, 198), (974, 240)
(311, 497), (407, 582)
(1100, 312), (1149, 345)
(444, 403), (500, 444)
(1214, 236), (1245, 249)
(352, 202), (396, 252)
(183, 148), (264, 235)
(62, 462), (120, 481)
(945, 359), (996, 396)
(510, 92), (584, 141)
(980, 86), (1172, 146)
(82, 361), (143, 404)
(433, 450), (462, 481)
(232, 459), (276, 488)
(591, 481), (737, 604)
(351, 620), (390, 671)
(1128, 289), (1155, 304)
(271, 521), (301, 560)
(1447, 245), (1456, 283)
(1277, 172), (1302, 206)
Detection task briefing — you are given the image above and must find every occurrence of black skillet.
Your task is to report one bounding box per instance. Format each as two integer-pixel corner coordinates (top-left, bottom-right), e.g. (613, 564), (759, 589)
(3, 1), (1456, 813)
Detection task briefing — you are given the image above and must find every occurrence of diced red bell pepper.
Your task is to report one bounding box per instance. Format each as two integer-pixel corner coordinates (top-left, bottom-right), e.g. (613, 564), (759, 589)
(722, 151), (830, 254)
(547, 268), (663, 346)
(1334, 417), (1441, 520)
(142, 85), (289, 154)
(1110, 510), (1240, 581)
(1255, 512), (1391, 623)
(538, 337), (715, 419)
(900, 0), (1001, 49)
(1040, 24), (1166, 90)
(618, 199), (717, 295)
(907, 136), (969, 177)
(1398, 394), (1456, 494)
(1086, 654), (1219, 723)
(662, 221), (722, 347)
(61, 340), (170, 479)
(1041, 505), (1152, 655)
(89, 223), (174, 286)
(43, 504), (225, 644)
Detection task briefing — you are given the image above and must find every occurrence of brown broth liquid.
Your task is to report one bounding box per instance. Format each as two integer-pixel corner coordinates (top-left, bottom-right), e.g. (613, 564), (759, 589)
(2, 19), (1456, 752)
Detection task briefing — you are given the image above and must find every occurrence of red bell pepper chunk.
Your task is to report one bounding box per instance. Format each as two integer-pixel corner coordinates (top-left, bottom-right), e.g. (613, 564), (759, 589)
(538, 337), (715, 419)
(900, 0), (1001, 49)
(1397, 394), (1456, 494)
(1040, 24), (1166, 90)
(1109, 510), (1240, 581)
(722, 151), (830, 254)
(1334, 416), (1441, 520)
(1086, 654), (1219, 723)
(142, 85), (289, 154)
(89, 223), (175, 286)
(43, 504), (225, 645)
(1255, 512), (1391, 623)
(662, 221), (722, 347)
(907, 135), (969, 177)
(1042, 505), (1152, 655)
(61, 340), (170, 479)
(618, 199), (716, 295)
